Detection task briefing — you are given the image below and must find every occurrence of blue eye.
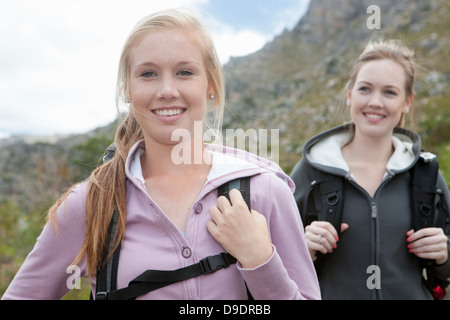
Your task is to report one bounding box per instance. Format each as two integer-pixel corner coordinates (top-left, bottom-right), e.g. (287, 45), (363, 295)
(386, 90), (397, 96)
(141, 71), (156, 78)
(358, 86), (370, 92)
(178, 70), (194, 76)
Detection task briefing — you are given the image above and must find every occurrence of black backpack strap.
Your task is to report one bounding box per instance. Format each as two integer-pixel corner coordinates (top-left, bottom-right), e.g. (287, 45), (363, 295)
(94, 205), (121, 299)
(410, 152), (440, 231)
(304, 169), (344, 235)
(97, 252), (237, 300)
(218, 176), (251, 210)
(217, 177), (253, 299)
(102, 143), (116, 163)
(91, 144), (120, 299)
(94, 177), (252, 300)
(318, 172), (344, 235)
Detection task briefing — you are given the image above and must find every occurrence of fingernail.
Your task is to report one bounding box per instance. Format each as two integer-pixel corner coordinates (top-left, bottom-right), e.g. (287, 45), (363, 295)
(335, 236), (339, 242)
(407, 244), (411, 249)
(407, 237), (411, 242)
(333, 244), (337, 249)
(409, 249), (414, 253)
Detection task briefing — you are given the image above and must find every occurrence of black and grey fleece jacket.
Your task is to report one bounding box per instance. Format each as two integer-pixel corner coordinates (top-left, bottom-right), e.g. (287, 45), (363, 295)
(291, 124), (450, 299)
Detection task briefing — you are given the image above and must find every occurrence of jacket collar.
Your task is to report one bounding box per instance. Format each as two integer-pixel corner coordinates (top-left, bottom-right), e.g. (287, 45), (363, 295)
(303, 124), (420, 174)
(125, 140), (295, 192)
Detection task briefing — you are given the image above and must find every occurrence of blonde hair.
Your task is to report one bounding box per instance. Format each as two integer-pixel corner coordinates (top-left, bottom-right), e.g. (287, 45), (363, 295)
(47, 8), (225, 278)
(344, 39), (417, 128)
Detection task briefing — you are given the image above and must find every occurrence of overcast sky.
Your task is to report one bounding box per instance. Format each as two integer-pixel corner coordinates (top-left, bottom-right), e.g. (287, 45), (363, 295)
(0, 0), (310, 138)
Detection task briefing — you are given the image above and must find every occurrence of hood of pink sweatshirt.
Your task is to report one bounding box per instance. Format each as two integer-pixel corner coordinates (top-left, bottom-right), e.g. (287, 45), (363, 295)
(126, 140), (295, 195)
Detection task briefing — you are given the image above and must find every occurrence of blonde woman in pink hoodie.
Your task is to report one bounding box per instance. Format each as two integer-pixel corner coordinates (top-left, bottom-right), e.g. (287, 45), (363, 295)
(2, 9), (320, 300)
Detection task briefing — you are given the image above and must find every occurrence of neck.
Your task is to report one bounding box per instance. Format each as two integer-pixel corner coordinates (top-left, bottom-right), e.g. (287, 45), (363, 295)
(343, 131), (394, 165)
(141, 130), (212, 179)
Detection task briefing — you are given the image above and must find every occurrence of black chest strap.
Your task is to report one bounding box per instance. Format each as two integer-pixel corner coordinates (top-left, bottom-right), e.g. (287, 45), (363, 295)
(96, 252), (236, 300)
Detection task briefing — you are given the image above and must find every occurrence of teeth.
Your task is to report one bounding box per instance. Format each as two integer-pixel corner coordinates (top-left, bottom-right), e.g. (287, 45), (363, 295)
(154, 109), (183, 116)
(366, 113), (384, 119)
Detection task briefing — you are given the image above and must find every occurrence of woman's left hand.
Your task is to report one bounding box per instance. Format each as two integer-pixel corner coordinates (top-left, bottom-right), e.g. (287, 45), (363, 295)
(407, 228), (449, 265)
(207, 189), (273, 268)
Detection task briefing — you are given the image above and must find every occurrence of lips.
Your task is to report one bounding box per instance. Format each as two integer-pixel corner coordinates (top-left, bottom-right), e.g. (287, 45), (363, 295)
(364, 112), (385, 120)
(153, 108), (185, 116)
(151, 107), (187, 122)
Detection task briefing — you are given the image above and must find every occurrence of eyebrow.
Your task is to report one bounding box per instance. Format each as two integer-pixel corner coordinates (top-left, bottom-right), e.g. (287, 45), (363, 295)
(133, 60), (202, 69)
(357, 81), (401, 90)
(133, 61), (156, 69)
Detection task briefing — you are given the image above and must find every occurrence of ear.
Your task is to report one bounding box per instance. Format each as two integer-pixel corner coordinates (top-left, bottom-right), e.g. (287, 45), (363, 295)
(346, 88), (352, 107)
(207, 84), (215, 100)
(402, 94), (414, 114)
(125, 84), (132, 104)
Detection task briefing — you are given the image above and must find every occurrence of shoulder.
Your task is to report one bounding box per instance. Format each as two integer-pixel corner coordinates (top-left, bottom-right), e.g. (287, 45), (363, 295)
(59, 182), (88, 212)
(251, 171), (293, 194)
(290, 158), (319, 193)
(207, 144), (295, 192)
(49, 181), (89, 233)
(290, 158), (309, 179)
(249, 171), (297, 215)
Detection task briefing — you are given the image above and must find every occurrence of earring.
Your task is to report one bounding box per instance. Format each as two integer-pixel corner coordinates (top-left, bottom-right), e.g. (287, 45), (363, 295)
(209, 93), (215, 100)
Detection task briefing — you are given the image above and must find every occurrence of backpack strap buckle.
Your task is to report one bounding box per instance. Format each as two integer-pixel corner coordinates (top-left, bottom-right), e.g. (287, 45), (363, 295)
(420, 203), (433, 217)
(95, 291), (108, 300)
(199, 253), (236, 274)
(419, 151), (436, 163)
(326, 192), (340, 207)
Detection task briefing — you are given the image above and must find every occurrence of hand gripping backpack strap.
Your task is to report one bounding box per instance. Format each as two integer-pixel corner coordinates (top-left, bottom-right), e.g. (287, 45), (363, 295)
(301, 169), (344, 270)
(95, 177), (251, 300)
(318, 172), (344, 235)
(217, 176), (253, 299)
(409, 152), (450, 299)
(218, 176), (251, 208)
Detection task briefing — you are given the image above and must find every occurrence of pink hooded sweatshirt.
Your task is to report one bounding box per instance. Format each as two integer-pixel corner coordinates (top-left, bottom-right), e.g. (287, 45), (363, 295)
(2, 141), (320, 300)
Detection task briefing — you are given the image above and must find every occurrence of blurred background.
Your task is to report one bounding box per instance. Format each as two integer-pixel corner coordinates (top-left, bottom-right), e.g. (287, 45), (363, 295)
(1, 0), (449, 299)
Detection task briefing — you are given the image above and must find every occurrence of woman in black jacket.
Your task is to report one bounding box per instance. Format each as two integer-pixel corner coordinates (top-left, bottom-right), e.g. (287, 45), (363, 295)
(290, 40), (450, 299)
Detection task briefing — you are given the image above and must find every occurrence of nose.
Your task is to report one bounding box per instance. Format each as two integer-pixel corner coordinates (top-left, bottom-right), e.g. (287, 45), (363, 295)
(157, 75), (179, 100)
(368, 91), (383, 107)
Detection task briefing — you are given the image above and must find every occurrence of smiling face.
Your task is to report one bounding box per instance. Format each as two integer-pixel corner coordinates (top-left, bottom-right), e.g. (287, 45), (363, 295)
(128, 28), (213, 146)
(347, 58), (413, 140)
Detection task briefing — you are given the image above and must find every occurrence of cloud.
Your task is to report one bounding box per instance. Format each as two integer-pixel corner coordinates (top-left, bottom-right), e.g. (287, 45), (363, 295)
(205, 18), (270, 63)
(0, 0), (208, 136)
(258, 0), (310, 35)
(0, 0), (308, 137)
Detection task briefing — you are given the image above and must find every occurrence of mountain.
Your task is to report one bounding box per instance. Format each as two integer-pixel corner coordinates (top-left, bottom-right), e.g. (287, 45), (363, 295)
(223, 0), (450, 171)
(0, 120), (117, 297)
(0, 119), (118, 212)
(1, 0), (449, 297)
